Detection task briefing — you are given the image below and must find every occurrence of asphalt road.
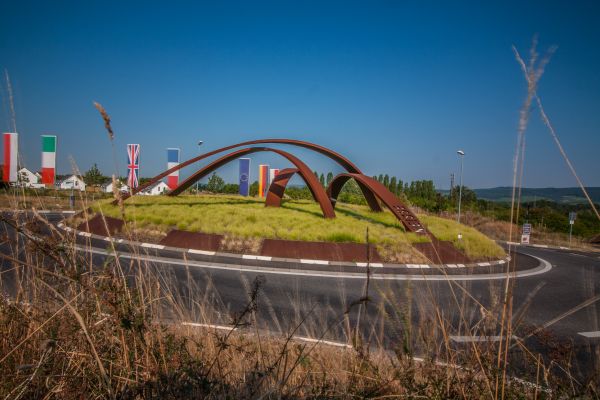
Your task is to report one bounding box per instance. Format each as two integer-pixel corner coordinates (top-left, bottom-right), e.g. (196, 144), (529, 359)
(1, 211), (599, 384)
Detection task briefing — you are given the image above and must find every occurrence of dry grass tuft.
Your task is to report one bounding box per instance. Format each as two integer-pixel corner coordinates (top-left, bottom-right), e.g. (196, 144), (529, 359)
(93, 101), (114, 140)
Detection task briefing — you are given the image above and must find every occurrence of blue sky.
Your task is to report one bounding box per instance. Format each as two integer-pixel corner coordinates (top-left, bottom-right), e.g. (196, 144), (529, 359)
(1, 1), (599, 188)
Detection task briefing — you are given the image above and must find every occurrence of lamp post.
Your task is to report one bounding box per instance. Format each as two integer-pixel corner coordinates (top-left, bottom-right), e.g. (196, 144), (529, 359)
(456, 150), (465, 224)
(196, 141), (203, 194)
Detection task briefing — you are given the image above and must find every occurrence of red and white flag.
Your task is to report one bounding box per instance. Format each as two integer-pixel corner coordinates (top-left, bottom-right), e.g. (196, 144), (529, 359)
(2, 132), (18, 183)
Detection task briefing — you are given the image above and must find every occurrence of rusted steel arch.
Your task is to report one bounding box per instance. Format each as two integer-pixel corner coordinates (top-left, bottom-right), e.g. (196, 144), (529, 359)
(264, 168), (299, 208)
(169, 147), (336, 218)
(119, 139), (381, 211)
(327, 173), (427, 233)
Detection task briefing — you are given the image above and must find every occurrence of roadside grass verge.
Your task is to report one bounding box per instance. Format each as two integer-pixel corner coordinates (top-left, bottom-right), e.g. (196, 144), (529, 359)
(90, 194), (505, 261)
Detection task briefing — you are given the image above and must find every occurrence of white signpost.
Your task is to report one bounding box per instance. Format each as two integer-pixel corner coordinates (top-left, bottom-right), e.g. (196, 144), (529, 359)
(521, 223), (532, 245)
(569, 212), (576, 246)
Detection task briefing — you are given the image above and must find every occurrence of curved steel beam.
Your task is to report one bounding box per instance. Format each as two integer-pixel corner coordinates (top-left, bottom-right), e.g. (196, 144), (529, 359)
(119, 139), (380, 211)
(169, 147), (336, 218)
(327, 173), (426, 233)
(264, 168), (299, 208)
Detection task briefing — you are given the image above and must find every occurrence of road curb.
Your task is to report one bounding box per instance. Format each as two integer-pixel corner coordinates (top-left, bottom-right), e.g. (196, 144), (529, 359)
(500, 240), (573, 251)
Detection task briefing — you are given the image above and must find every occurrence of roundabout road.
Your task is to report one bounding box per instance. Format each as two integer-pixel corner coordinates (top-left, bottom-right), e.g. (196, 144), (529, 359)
(1, 211), (599, 382)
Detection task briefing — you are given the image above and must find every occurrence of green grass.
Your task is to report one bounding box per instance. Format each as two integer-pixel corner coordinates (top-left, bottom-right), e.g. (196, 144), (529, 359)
(92, 194), (505, 260)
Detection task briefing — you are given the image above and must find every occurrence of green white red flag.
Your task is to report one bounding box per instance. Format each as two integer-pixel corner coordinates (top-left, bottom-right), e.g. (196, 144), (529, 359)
(41, 135), (57, 184)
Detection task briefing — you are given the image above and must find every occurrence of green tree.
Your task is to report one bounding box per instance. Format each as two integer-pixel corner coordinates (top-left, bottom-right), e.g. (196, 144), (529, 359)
(249, 181), (259, 196)
(378, 174), (383, 183)
(319, 173), (325, 187)
(383, 174), (390, 189)
(206, 172), (225, 193)
(326, 172), (334, 186)
(83, 163), (107, 186)
(389, 177), (397, 194)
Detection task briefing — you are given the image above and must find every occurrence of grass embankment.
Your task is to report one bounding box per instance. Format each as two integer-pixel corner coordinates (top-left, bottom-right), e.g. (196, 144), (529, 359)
(91, 194), (505, 261)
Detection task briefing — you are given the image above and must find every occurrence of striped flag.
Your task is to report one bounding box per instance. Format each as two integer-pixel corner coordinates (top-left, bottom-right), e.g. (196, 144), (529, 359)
(41, 135), (57, 184)
(258, 164), (269, 198)
(2, 132), (18, 183)
(166, 148), (180, 189)
(127, 144), (140, 188)
(269, 168), (280, 184)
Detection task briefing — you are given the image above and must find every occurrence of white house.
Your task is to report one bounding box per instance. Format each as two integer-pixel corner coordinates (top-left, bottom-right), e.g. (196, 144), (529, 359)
(139, 181), (169, 195)
(17, 168), (43, 188)
(102, 180), (129, 193)
(58, 175), (86, 191)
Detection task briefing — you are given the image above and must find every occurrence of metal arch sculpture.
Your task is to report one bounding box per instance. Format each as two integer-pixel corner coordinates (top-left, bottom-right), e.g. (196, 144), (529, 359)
(169, 147), (336, 218)
(120, 138), (382, 211)
(327, 173), (427, 233)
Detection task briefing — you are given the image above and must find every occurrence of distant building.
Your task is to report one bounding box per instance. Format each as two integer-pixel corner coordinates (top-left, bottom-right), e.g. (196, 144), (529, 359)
(57, 175), (86, 191)
(102, 180), (129, 194)
(17, 168), (44, 188)
(139, 181), (169, 196)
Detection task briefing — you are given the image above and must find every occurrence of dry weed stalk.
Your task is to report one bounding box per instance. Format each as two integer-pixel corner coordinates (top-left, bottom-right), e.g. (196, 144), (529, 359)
(93, 101), (114, 140)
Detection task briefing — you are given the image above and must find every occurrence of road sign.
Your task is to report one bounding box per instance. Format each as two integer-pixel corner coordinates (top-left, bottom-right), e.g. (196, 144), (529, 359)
(522, 223), (532, 235)
(569, 212), (576, 225)
(521, 234), (530, 244)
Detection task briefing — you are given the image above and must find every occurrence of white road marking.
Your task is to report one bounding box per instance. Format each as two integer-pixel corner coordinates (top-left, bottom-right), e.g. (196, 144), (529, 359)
(242, 255), (272, 261)
(182, 321), (235, 331)
(450, 335), (519, 343)
(293, 336), (353, 348)
(188, 249), (216, 256)
(300, 259), (329, 265)
(182, 322), (353, 348)
(578, 331), (600, 338)
(456, 264), (466, 268)
(446, 264), (457, 268)
(141, 243), (165, 250)
(75, 246), (553, 281)
(478, 262), (491, 267)
(405, 264), (430, 269)
(356, 262), (384, 268)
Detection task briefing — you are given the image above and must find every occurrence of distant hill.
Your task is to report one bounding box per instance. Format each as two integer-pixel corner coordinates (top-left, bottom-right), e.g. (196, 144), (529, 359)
(470, 187), (600, 204)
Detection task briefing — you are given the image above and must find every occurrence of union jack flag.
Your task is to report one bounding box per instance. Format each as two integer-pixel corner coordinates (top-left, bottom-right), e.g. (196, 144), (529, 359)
(127, 144), (140, 188)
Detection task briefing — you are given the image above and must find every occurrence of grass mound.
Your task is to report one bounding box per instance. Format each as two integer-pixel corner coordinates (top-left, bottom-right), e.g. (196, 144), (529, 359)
(92, 194), (505, 261)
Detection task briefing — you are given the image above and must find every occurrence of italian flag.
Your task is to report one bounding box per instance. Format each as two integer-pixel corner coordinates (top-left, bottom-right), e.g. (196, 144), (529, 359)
(2, 132), (18, 183)
(41, 135), (57, 184)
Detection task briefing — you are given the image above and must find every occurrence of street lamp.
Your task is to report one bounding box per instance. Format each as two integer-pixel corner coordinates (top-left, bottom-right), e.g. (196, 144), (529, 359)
(456, 150), (465, 224)
(196, 141), (203, 194)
